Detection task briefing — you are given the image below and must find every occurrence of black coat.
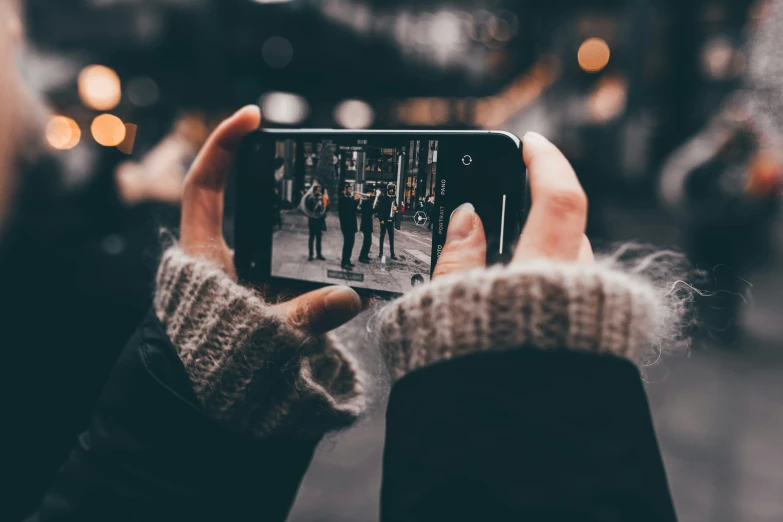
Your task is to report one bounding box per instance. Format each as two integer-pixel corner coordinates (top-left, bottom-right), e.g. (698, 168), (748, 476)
(338, 194), (358, 234)
(27, 313), (677, 522)
(305, 194), (326, 233)
(27, 311), (320, 522)
(426, 199), (436, 218)
(382, 350), (678, 521)
(360, 199), (374, 232)
(375, 195), (396, 223)
(304, 193), (324, 215)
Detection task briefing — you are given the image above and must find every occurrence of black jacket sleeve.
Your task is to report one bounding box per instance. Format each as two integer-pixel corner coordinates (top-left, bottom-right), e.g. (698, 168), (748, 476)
(380, 349), (678, 522)
(28, 311), (319, 522)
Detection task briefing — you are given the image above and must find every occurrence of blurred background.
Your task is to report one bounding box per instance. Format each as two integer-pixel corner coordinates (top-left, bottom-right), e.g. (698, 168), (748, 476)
(3, 0), (783, 521)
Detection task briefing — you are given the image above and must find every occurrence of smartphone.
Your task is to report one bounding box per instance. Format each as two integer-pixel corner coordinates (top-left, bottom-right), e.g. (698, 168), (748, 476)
(234, 129), (528, 299)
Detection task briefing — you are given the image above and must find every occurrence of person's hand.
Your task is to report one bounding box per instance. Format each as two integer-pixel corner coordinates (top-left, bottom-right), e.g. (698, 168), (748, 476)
(179, 105), (363, 334)
(433, 131), (594, 280)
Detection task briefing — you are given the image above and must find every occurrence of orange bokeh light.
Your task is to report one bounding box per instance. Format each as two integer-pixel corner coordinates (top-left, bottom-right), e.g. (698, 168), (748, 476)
(45, 116), (81, 150)
(78, 65), (122, 111)
(578, 38), (611, 73)
(91, 114), (126, 147)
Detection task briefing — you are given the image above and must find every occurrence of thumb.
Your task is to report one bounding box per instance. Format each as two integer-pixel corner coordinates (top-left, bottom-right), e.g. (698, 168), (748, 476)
(432, 203), (487, 279)
(272, 286), (363, 336)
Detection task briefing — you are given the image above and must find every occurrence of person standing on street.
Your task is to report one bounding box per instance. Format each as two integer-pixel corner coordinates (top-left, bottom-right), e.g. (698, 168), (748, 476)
(338, 183), (359, 271)
(305, 185), (326, 261)
(376, 184), (398, 260)
(426, 193), (436, 231)
(273, 188), (283, 230)
(359, 188), (375, 263)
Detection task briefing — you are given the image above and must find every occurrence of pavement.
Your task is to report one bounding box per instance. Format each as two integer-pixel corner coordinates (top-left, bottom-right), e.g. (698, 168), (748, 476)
(284, 201), (783, 522)
(272, 209), (434, 294)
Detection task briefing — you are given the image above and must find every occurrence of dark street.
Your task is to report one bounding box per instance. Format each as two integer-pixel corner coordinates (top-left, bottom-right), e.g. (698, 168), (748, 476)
(272, 209), (433, 294)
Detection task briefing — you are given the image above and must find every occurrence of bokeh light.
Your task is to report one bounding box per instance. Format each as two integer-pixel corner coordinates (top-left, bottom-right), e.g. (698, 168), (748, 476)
(45, 116), (81, 150)
(395, 98), (450, 126)
(78, 65), (122, 111)
(334, 99), (374, 129)
(262, 36), (294, 69)
(585, 76), (628, 122)
(260, 92), (309, 124)
(578, 38), (611, 73)
(747, 149), (783, 198)
(472, 55), (561, 129)
(429, 11), (462, 48)
(467, 9), (493, 43)
(701, 36), (734, 80)
(127, 76), (159, 107)
(488, 10), (518, 43)
(91, 114), (126, 147)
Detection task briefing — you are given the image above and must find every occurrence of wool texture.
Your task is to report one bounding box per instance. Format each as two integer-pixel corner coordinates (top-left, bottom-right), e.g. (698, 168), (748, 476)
(155, 247), (669, 434)
(378, 260), (662, 380)
(154, 247), (366, 439)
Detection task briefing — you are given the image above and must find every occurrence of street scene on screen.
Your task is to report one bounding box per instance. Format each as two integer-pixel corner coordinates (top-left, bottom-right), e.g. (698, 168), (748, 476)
(271, 138), (439, 294)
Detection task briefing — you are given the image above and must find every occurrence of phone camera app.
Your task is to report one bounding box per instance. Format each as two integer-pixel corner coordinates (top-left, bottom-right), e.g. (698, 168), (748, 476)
(462, 154), (472, 166)
(271, 137), (439, 295)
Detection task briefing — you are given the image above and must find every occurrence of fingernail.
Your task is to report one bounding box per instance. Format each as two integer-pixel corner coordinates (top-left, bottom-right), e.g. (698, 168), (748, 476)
(522, 131), (549, 146)
(240, 104), (261, 114)
(236, 104), (262, 122)
(324, 286), (361, 314)
(448, 203), (476, 240)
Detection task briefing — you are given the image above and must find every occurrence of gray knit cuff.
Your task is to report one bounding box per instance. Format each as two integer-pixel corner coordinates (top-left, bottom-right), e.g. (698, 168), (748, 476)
(379, 261), (661, 380)
(154, 247), (366, 438)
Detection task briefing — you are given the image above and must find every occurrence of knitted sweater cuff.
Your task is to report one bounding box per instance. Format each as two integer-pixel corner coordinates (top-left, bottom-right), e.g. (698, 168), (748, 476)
(153, 247), (366, 438)
(379, 261), (661, 380)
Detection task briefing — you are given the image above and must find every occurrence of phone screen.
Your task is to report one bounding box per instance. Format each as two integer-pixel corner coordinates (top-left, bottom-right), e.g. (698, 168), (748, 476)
(235, 131), (527, 298)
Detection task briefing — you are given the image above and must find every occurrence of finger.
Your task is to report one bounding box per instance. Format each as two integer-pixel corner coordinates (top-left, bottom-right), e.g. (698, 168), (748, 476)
(181, 105), (260, 247)
(432, 203), (487, 279)
(514, 131), (588, 263)
(578, 235), (595, 263)
(272, 286), (363, 336)
(186, 105), (261, 191)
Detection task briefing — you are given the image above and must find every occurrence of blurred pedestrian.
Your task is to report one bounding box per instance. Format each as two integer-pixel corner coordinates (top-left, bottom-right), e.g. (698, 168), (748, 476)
(658, 0), (783, 347)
